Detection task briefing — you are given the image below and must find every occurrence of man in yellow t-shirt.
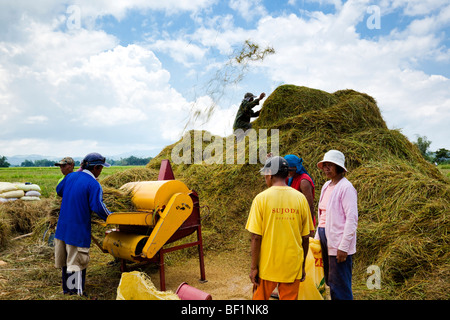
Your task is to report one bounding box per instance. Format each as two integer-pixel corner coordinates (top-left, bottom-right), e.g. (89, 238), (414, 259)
(246, 156), (311, 300)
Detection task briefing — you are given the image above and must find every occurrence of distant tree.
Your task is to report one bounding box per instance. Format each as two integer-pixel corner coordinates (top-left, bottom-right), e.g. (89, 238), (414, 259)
(434, 148), (450, 164)
(34, 159), (54, 167)
(0, 156), (10, 167)
(126, 156), (151, 165)
(21, 159), (35, 167)
(20, 159), (54, 167)
(414, 135), (432, 162)
(112, 156), (152, 166)
(118, 156), (152, 166)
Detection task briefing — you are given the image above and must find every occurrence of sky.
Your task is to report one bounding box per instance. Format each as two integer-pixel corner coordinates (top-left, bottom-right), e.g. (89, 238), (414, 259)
(0, 0), (449, 159)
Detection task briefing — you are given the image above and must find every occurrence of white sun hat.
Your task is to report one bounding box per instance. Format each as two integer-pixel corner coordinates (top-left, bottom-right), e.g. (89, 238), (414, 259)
(317, 150), (347, 172)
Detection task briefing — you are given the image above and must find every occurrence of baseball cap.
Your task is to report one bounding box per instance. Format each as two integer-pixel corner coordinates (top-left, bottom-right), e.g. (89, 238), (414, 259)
(54, 157), (75, 166)
(82, 152), (111, 167)
(260, 156), (289, 175)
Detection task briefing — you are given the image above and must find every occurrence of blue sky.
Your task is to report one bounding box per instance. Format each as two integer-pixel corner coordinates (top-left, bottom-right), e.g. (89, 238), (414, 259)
(0, 0), (449, 159)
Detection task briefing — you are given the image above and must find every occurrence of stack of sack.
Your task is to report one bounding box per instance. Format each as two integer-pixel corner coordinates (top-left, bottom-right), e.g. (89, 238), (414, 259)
(0, 182), (41, 202)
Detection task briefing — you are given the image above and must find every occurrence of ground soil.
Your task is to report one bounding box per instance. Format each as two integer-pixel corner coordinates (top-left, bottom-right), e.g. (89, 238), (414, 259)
(0, 235), (255, 300)
(150, 250), (253, 300)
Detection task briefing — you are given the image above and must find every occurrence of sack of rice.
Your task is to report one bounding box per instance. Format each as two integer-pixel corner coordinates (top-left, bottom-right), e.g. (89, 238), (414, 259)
(25, 190), (41, 197)
(0, 182), (18, 193)
(0, 189), (25, 199)
(20, 196), (41, 201)
(14, 183), (41, 192)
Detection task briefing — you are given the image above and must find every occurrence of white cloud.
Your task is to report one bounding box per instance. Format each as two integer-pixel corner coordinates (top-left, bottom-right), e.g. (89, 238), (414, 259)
(229, 0), (267, 21)
(24, 116), (49, 124)
(0, 138), (95, 158)
(192, 14), (246, 55)
(148, 39), (207, 67)
(0, 137), (155, 158)
(382, 0), (448, 16)
(0, 0), (219, 28)
(305, 0), (343, 10)
(80, 106), (148, 126)
(186, 0), (450, 149)
(183, 95), (239, 137)
(0, 13), (194, 156)
(66, 0), (220, 23)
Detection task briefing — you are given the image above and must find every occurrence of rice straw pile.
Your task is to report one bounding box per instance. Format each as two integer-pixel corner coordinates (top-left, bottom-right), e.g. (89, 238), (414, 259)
(147, 84), (449, 299)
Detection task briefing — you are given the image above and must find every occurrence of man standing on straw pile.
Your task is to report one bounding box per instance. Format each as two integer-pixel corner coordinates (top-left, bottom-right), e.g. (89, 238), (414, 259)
(233, 92), (265, 131)
(246, 156), (311, 300)
(54, 152), (111, 297)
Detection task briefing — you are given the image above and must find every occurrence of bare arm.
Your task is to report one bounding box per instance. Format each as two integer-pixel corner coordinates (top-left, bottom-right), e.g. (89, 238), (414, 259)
(301, 235), (309, 281)
(250, 233), (262, 286)
(300, 179), (315, 221)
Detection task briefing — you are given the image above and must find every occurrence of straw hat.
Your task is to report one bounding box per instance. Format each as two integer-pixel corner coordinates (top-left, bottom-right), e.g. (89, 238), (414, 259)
(317, 150), (347, 172)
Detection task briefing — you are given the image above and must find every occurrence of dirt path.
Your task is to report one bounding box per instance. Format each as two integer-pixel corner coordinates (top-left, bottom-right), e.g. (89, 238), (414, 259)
(150, 250), (253, 300)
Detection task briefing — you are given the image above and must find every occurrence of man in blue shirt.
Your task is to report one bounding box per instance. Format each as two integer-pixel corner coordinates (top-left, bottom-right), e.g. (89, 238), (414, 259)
(54, 152), (111, 297)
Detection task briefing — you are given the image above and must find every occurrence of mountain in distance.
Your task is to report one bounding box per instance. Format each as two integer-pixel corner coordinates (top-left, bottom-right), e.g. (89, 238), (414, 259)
(5, 148), (161, 166)
(5, 154), (70, 166)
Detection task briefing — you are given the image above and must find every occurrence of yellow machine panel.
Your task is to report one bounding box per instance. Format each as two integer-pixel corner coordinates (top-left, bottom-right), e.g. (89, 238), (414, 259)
(121, 180), (190, 211)
(141, 192), (193, 259)
(106, 212), (155, 226)
(103, 231), (149, 262)
(103, 180), (194, 260)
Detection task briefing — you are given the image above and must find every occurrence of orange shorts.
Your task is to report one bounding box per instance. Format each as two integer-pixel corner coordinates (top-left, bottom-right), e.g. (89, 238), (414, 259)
(252, 278), (300, 300)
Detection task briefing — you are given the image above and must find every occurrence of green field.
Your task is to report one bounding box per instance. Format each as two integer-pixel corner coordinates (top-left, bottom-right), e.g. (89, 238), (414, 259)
(439, 164), (450, 178)
(0, 166), (143, 198)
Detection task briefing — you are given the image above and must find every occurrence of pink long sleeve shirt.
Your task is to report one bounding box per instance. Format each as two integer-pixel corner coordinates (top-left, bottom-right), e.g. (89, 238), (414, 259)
(314, 177), (358, 256)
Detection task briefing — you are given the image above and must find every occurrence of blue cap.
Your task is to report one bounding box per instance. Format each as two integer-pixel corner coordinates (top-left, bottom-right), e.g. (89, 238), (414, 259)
(82, 152), (111, 167)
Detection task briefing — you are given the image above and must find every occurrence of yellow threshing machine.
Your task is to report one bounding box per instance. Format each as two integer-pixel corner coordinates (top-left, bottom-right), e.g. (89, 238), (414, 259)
(100, 160), (206, 291)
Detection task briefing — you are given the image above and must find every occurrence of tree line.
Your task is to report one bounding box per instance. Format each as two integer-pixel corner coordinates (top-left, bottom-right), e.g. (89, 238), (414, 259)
(107, 156), (152, 166)
(0, 155), (152, 167)
(414, 136), (450, 164)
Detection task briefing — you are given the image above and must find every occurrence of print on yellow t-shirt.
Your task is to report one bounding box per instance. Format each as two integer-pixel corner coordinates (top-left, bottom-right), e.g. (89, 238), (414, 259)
(246, 186), (312, 283)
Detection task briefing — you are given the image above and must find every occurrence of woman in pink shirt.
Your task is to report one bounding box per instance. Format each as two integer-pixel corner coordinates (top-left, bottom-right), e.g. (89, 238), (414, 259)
(314, 150), (358, 300)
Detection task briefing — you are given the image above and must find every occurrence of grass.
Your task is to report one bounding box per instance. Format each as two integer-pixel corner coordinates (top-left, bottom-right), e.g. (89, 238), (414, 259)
(438, 164), (450, 179)
(0, 229), (123, 300)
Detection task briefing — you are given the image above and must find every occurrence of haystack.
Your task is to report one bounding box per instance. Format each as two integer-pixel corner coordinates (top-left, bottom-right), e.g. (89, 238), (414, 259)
(146, 84), (449, 299)
(0, 168), (158, 245)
